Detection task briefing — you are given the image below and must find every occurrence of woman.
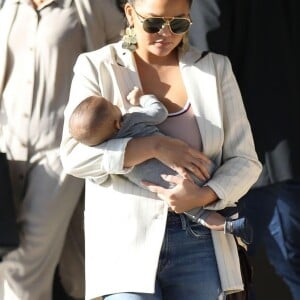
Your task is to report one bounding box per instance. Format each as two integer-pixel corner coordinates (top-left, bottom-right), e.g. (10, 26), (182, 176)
(60, 0), (262, 299)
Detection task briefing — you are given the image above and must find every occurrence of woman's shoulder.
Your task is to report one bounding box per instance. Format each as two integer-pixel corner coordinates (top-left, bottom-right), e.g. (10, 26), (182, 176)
(184, 46), (231, 74)
(190, 46), (228, 62)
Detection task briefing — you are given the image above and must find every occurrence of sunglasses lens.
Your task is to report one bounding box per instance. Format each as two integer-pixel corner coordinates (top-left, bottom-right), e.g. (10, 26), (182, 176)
(143, 18), (191, 34)
(143, 18), (165, 33)
(170, 19), (191, 34)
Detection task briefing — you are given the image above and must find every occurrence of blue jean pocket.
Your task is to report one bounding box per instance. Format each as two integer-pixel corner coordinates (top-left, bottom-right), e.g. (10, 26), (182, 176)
(186, 221), (211, 239)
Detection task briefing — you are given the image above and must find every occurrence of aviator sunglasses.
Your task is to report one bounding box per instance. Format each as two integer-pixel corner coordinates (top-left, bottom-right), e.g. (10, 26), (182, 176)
(133, 7), (192, 35)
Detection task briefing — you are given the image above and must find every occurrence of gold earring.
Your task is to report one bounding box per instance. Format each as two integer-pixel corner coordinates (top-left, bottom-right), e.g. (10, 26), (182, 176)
(122, 26), (137, 51)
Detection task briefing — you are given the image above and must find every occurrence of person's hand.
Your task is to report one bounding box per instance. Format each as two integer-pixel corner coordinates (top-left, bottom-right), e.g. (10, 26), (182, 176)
(143, 173), (218, 213)
(127, 86), (143, 106)
(124, 136), (212, 180)
(154, 136), (212, 182)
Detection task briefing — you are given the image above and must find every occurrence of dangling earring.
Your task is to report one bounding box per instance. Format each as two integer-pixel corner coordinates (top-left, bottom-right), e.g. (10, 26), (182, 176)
(122, 26), (137, 51)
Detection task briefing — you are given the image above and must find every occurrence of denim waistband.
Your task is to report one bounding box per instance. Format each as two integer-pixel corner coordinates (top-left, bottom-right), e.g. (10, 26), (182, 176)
(167, 211), (181, 221)
(167, 212), (187, 230)
(166, 211), (211, 238)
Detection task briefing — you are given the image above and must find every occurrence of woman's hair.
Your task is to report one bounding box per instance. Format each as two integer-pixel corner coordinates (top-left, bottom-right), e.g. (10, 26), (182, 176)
(116, 0), (193, 15)
(116, 0), (127, 14)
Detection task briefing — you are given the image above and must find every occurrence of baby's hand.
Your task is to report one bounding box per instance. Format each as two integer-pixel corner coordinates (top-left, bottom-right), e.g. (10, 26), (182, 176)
(127, 86), (143, 106)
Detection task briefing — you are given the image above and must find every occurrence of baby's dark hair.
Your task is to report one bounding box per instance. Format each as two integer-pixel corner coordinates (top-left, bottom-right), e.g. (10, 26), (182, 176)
(69, 96), (111, 146)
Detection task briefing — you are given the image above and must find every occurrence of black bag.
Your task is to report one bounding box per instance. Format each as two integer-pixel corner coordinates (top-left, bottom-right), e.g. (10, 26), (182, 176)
(226, 239), (253, 300)
(0, 152), (19, 258)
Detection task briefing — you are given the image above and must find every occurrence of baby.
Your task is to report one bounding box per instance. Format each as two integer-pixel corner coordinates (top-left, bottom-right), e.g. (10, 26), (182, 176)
(69, 87), (253, 244)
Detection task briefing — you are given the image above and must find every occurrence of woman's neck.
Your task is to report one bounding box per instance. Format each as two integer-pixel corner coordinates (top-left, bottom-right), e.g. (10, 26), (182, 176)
(134, 49), (178, 69)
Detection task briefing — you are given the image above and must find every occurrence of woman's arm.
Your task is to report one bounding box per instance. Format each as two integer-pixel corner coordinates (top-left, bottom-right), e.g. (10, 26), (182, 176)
(60, 52), (212, 184)
(124, 135), (213, 182)
(60, 53), (132, 184)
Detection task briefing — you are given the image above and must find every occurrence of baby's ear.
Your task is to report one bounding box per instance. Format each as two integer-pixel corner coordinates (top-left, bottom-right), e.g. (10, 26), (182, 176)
(115, 119), (121, 130)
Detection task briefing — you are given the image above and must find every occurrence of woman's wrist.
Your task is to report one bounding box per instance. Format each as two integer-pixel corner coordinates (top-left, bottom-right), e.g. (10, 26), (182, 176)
(124, 136), (161, 168)
(195, 186), (218, 207)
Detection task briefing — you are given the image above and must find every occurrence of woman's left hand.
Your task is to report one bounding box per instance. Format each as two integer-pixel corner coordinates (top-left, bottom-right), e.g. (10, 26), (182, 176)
(143, 173), (218, 213)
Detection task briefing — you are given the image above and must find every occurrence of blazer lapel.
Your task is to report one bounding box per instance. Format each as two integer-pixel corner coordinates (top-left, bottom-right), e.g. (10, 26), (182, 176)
(110, 44), (143, 111)
(180, 49), (223, 156)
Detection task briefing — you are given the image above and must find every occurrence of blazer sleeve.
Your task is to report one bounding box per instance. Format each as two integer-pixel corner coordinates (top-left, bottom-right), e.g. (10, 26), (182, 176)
(205, 55), (262, 209)
(60, 52), (132, 185)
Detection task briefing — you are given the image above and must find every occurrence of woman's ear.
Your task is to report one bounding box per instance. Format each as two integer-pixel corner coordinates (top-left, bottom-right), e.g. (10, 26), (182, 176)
(124, 3), (134, 26)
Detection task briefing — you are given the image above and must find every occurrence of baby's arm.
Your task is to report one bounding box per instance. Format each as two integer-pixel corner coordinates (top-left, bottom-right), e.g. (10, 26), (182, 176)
(125, 87), (168, 126)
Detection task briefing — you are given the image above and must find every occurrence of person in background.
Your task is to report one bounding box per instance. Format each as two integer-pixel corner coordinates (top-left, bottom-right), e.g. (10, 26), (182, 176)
(60, 0), (262, 299)
(0, 1), (123, 299)
(189, 0), (300, 299)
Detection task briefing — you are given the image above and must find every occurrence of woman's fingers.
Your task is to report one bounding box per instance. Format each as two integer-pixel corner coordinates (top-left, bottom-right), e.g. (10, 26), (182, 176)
(188, 148), (213, 179)
(172, 166), (191, 180)
(156, 136), (213, 181)
(142, 179), (167, 200)
(142, 174), (181, 196)
(187, 160), (212, 180)
(170, 151), (212, 180)
(143, 175), (206, 213)
(161, 174), (184, 185)
(189, 147), (211, 164)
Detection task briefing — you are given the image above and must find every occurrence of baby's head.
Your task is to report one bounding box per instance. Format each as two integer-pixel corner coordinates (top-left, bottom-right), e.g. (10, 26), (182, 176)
(69, 95), (122, 146)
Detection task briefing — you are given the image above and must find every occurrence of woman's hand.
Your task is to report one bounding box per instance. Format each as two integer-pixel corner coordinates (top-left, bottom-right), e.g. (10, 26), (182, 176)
(124, 135), (212, 181)
(143, 172), (218, 213)
(153, 135), (212, 181)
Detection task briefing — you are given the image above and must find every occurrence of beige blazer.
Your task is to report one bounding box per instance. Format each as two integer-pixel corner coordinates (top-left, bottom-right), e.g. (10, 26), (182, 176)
(60, 42), (262, 299)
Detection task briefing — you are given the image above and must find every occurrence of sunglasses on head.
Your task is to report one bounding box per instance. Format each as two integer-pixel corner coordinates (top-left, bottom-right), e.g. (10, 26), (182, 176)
(133, 7), (192, 35)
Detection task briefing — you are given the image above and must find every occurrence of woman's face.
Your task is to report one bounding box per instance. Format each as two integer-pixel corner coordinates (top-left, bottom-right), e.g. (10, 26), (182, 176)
(125, 0), (191, 59)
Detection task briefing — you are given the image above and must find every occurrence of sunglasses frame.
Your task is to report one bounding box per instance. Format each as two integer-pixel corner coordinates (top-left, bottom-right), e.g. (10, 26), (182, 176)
(132, 7), (192, 35)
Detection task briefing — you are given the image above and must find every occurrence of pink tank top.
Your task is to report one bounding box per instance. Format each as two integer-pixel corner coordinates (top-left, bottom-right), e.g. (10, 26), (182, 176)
(158, 102), (203, 150)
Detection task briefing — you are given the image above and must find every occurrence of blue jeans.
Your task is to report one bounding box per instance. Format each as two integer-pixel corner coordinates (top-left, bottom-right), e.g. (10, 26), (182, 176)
(238, 180), (300, 300)
(104, 212), (222, 300)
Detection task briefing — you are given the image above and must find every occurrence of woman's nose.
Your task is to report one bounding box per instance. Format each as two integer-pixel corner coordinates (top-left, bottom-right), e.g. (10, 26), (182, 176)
(158, 23), (172, 36)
